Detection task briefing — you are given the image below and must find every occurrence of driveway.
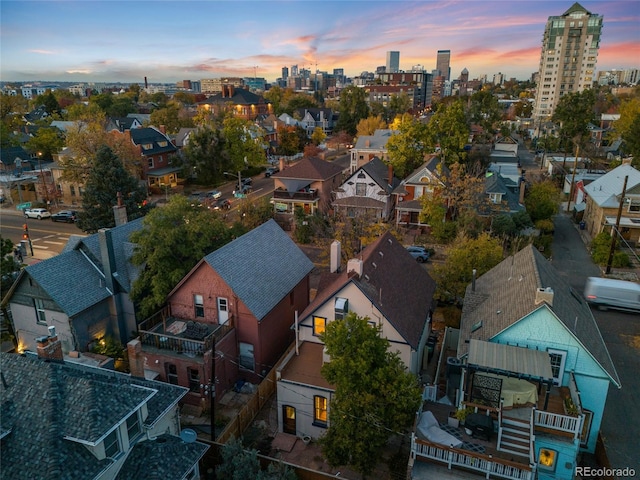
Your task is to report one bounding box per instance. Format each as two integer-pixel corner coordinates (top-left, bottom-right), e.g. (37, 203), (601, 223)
(552, 212), (640, 473)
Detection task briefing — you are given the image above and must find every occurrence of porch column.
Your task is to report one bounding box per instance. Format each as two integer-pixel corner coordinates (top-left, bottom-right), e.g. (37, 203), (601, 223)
(543, 380), (551, 410)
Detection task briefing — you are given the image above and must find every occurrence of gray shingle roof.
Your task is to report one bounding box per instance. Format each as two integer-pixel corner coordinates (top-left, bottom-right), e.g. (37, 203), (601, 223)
(204, 220), (314, 320)
(458, 244), (620, 387)
(583, 163), (640, 208)
(129, 127), (177, 156)
(301, 232), (436, 349)
(273, 156), (344, 181)
(0, 353), (190, 480)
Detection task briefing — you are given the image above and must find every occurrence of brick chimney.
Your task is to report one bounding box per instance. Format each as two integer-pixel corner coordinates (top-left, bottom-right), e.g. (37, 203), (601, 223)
(228, 85), (234, 97)
(36, 326), (63, 361)
(127, 339), (145, 378)
(347, 258), (363, 279)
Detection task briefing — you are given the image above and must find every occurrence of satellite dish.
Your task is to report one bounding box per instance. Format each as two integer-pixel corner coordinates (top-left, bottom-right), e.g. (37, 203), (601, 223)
(180, 428), (197, 443)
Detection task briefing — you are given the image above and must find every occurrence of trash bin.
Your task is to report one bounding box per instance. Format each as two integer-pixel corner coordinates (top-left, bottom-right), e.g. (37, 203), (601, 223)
(579, 221), (586, 230)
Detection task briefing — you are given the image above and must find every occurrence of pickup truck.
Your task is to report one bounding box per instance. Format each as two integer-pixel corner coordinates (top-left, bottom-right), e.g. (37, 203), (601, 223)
(24, 208), (52, 220)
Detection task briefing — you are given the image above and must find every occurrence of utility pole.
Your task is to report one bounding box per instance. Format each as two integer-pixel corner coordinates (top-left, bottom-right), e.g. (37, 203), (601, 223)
(606, 175), (628, 274)
(566, 144), (579, 213)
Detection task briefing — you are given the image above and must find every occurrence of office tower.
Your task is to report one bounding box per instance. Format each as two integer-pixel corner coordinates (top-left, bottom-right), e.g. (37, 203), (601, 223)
(436, 50), (451, 81)
(291, 64), (299, 76)
(493, 72), (504, 85)
(282, 66), (289, 80)
(386, 51), (400, 73)
(533, 3), (602, 120)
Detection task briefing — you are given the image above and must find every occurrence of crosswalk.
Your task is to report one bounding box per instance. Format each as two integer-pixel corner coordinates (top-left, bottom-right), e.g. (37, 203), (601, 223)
(29, 233), (84, 253)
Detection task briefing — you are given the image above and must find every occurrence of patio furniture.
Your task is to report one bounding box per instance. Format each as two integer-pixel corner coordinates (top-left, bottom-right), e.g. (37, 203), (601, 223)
(416, 411), (463, 448)
(465, 413), (494, 441)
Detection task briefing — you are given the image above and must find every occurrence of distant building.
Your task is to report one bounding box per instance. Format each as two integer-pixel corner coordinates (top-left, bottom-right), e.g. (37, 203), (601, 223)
(436, 50), (451, 81)
(533, 3), (602, 120)
(386, 51), (400, 73)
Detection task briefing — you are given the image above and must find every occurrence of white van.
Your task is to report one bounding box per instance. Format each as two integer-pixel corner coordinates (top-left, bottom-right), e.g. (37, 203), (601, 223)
(584, 277), (640, 313)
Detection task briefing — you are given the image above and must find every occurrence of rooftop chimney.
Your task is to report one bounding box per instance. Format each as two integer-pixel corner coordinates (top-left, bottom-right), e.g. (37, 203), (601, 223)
(330, 240), (341, 273)
(127, 339), (145, 378)
(36, 331), (63, 361)
(535, 287), (554, 306)
(519, 177), (526, 205)
(347, 258), (363, 279)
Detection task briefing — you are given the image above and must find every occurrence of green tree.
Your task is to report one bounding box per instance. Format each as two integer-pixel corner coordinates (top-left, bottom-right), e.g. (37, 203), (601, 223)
(35, 90), (62, 117)
(25, 127), (64, 161)
(426, 99), (469, 166)
(222, 117), (267, 170)
(1, 236), (21, 298)
(432, 232), (503, 302)
(469, 90), (502, 135)
(216, 437), (297, 480)
(286, 93), (318, 115)
(76, 146), (148, 233)
(108, 96), (136, 117)
(320, 313), (422, 475)
(491, 214), (517, 237)
(130, 196), (243, 319)
(183, 124), (227, 185)
(335, 85), (370, 135)
(552, 89), (596, 143)
(150, 103), (193, 135)
(89, 92), (114, 113)
(276, 124), (307, 156)
(611, 98), (640, 164)
(387, 91), (412, 120)
(386, 117), (430, 178)
(356, 115), (387, 137)
(524, 180), (560, 222)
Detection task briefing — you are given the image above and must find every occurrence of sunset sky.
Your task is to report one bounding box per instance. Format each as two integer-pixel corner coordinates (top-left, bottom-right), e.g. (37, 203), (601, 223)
(1, 0), (638, 84)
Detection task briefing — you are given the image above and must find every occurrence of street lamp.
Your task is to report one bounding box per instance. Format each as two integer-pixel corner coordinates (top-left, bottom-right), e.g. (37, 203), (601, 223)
(223, 171), (242, 190)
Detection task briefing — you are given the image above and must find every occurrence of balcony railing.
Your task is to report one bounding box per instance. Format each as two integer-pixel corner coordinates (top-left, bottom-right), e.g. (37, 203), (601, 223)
(411, 436), (535, 480)
(534, 409), (583, 439)
(138, 308), (233, 356)
(272, 189), (319, 201)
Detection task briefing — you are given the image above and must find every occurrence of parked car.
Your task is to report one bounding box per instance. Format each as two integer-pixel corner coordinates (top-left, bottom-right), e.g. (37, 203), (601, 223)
(50, 210), (78, 223)
(241, 177), (252, 186)
(211, 198), (231, 210)
(24, 208), (51, 220)
(406, 245), (433, 263)
(204, 190), (222, 200)
(233, 185), (252, 196)
(584, 277), (640, 313)
(265, 166), (280, 177)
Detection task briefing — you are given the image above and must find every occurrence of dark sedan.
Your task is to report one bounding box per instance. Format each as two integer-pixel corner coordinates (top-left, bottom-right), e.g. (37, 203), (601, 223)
(50, 210), (78, 223)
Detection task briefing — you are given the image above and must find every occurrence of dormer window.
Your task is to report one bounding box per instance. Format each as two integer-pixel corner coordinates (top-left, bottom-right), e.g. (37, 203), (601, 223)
(158, 141), (168, 147)
(126, 412), (141, 442)
(103, 429), (121, 458)
(335, 297), (348, 320)
(142, 143), (152, 150)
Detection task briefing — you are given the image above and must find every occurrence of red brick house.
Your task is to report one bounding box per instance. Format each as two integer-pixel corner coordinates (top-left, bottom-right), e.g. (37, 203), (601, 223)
(128, 126), (180, 190)
(130, 220), (314, 407)
(197, 85), (273, 121)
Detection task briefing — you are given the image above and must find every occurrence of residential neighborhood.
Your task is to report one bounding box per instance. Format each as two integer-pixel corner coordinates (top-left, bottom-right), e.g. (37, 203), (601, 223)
(1, 2), (639, 479)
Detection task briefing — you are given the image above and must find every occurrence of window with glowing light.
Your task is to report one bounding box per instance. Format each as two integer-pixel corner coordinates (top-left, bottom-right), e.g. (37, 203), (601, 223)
(313, 395), (328, 427)
(538, 448), (557, 471)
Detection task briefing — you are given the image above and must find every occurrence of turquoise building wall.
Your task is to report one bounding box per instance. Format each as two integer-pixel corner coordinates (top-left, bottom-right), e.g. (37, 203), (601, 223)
(491, 306), (612, 453)
(535, 435), (580, 480)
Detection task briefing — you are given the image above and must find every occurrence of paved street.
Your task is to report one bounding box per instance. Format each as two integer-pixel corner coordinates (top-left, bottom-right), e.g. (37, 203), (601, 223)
(552, 212), (640, 473)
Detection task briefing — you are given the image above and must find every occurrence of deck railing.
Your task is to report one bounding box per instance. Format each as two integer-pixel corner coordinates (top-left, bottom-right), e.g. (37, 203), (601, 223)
(411, 436), (535, 480)
(534, 410), (583, 439)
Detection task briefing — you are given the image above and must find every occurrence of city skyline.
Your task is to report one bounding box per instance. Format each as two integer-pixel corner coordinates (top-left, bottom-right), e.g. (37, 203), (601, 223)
(1, 1), (638, 84)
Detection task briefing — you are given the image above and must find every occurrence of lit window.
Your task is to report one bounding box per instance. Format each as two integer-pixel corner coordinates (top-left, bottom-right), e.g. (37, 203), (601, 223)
(313, 316), (326, 336)
(104, 429), (121, 458)
(314, 395), (328, 427)
(538, 448), (557, 471)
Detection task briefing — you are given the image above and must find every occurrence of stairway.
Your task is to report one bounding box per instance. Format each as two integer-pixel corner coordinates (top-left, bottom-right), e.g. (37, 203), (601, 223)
(497, 409), (533, 458)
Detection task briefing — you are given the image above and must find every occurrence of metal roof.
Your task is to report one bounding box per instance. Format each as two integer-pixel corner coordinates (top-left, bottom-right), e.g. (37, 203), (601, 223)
(467, 339), (553, 380)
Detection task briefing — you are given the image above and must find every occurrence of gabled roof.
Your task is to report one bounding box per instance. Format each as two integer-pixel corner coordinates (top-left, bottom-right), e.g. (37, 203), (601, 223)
(6, 219), (144, 317)
(458, 244), (620, 387)
(0, 353), (191, 480)
(562, 2), (591, 16)
(0, 146), (30, 166)
(174, 127), (197, 148)
(300, 232), (436, 349)
(203, 220), (314, 320)
(129, 127), (177, 156)
(273, 156), (343, 181)
(483, 172), (524, 213)
(584, 163), (640, 208)
(107, 117), (139, 132)
(295, 107), (336, 122)
(353, 129), (395, 151)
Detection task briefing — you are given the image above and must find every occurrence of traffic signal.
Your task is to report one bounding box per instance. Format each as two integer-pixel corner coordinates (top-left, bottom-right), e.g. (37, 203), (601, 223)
(22, 224), (29, 240)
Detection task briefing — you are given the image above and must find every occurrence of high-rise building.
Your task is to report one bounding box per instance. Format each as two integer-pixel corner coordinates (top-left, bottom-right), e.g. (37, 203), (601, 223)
(386, 51), (400, 73)
(282, 66), (289, 80)
(533, 3), (603, 120)
(436, 50), (451, 81)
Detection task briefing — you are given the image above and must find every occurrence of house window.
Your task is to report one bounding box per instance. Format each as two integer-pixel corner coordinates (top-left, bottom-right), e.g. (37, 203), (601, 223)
(538, 448), (557, 471)
(335, 298), (348, 320)
(34, 298), (46, 325)
(489, 193), (501, 203)
(548, 349), (567, 386)
(70, 185), (76, 197)
(148, 158), (154, 168)
(194, 294), (204, 317)
(313, 316), (326, 336)
(166, 363), (178, 385)
(187, 367), (200, 392)
(239, 342), (255, 372)
(628, 202), (640, 213)
(126, 413), (141, 442)
(580, 409), (593, 447)
(313, 395), (328, 427)
(355, 182), (367, 196)
(104, 429), (121, 458)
